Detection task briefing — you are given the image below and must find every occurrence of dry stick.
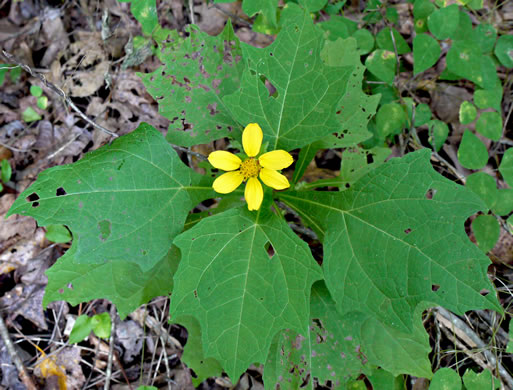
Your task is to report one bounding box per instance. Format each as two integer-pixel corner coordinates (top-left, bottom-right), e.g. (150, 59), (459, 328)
(1, 50), (118, 138)
(0, 50), (208, 161)
(188, 0), (196, 24)
(0, 315), (37, 390)
(104, 305), (117, 390)
(435, 307), (513, 388)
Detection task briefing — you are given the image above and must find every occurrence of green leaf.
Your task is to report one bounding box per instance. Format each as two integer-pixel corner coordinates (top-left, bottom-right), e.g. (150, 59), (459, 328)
(414, 18), (428, 33)
(462, 369), (500, 390)
(45, 224), (72, 243)
(318, 18), (349, 41)
(495, 34), (513, 68)
(427, 119), (449, 151)
(427, 4), (459, 40)
(293, 39), (377, 184)
(474, 85), (502, 112)
(365, 49), (396, 84)
(368, 368), (405, 390)
(8, 123), (213, 272)
(446, 41), (498, 89)
(429, 368), (462, 389)
(179, 316), (223, 387)
(458, 130), (488, 170)
(303, 0), (328, 12)
(69, 314), (94, 344)
(170, 207), (323, 381)
(459, 101), (477, 124)
(491, 189), (513, 216)
(139, 23), (243, 146)
(340, 147), (391, 188)
(413, 0), (435, 19)
(450, 11), (473, 42)
(264, 282), (431, 388)
(117, 0), (158, 35)
(1, 159), (12, 183)
(280, 150), (501, 334)
(224, 7), (353, 151)
(499, 148), (513, 187)
(30, 85), (43, 97)
(37, 96), (48, 110)
(44, 245), (180, 319)
(22, 107), (42, 123)
(413, 34), (441, 75)
(476, 111), (502, 141)
(465, 172), (497, 210)
(243, 0), (279, 28)
(352, 28), (374, 55)
(385, 6), (399, 23)
(137, 387), (158, 390)
(472, 24), (497, 53)
(318, 16), (357, 40)
(376, 103), (407, 137)
(376, 27), (411, 55)
(91, 312), (111, 338)
(472, 215), (499, 253)
(414, 103), (432, 126)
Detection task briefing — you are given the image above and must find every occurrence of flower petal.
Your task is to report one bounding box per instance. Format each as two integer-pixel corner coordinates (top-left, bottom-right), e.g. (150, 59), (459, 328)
(259, 168), (290, 190)
(245, 177), (263, 210)
(213, 171), (244, 194)
(242, 123), (263, 157)
(258, 150), (293, 170)
(208, 151), (242, 171)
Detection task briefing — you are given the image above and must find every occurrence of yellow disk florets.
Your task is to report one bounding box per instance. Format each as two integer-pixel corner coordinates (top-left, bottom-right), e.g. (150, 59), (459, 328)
(239, 158), (261, 180)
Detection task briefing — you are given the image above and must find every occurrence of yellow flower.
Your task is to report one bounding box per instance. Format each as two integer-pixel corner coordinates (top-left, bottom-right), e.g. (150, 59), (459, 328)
(208, 123), (293, 211)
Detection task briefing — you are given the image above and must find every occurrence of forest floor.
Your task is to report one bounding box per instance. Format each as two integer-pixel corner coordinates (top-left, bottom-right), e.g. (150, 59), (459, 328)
(0, 0), (512, 389)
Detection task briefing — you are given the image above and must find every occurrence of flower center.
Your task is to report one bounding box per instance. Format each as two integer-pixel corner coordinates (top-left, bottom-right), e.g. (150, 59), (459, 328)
(239, 158), (260, 180)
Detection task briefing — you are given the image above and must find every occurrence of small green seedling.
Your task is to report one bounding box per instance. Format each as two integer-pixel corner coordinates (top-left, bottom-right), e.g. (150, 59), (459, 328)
(68, 313), (111, 344)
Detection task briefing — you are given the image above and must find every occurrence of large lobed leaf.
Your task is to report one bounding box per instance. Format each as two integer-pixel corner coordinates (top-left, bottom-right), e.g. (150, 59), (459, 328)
(8, 123), (214, 273)
(44, 245), (180, 319)
(170, 206), (323, 380)
(280, 149), (501, 332)
(223, 5), (353, 151)
(264, 282), (431, 389)
(139, 22), (244, 146)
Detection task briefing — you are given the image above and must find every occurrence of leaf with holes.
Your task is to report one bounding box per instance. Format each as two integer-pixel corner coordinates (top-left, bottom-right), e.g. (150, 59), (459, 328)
(279, 149), (501, 334)
(170, 206), (323, 381)
(292, 37), (378, 184)
(223, 5), (354, 151)
(139, 22), (244, 146)
(7, 123), (214, 272)
(264, 281), (431, 389)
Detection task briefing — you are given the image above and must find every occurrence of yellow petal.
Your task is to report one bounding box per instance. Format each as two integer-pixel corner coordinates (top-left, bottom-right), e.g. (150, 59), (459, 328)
(213, 171), (244, 194)
(258, 150), (293, 170)
(245, 177), (263, 210)
(259, 168), (290, 190)
(208, 151), (242, 171)
(242, 123), (263, 157)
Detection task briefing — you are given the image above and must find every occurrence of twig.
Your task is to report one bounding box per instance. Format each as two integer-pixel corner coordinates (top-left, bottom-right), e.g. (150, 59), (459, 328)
(0, 315), (37, 390)
(188, 0), (195, 24)
(435, 306), (513, 389)
(1, 50), (118, 138)
(104, 305), (117, 390)
(174, 145), (207, 161)
(210, 4), (252, 27)
(1, 50), (208, 161)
